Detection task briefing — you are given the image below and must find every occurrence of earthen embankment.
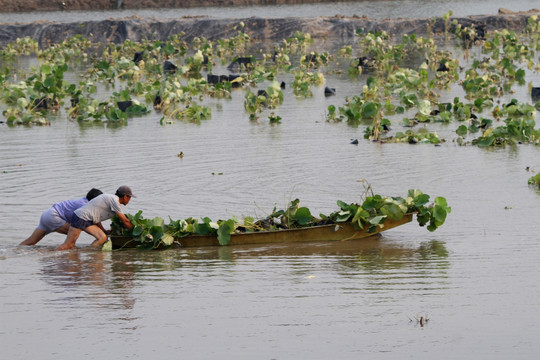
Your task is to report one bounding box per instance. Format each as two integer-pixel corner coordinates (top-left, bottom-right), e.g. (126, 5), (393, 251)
(0, 11), (539, 48)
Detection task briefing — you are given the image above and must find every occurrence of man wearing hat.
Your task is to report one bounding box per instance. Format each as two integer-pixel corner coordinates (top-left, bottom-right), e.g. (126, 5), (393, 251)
(56, 186), (135, 251)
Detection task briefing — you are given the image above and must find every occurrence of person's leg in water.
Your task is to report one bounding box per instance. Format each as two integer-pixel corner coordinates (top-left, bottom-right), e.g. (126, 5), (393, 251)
(20, 228), (47, 246)
(86, 225), (108, 247)
(20, 210), (70, 246)
(56, 226), (82, 250)
(19, 223), (69, 246)
(56, 224), (107, 250)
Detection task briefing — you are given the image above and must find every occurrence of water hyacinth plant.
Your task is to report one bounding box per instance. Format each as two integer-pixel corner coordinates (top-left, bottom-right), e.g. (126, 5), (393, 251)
(528, 173), (540, 188)
(0, 15), (539, 152)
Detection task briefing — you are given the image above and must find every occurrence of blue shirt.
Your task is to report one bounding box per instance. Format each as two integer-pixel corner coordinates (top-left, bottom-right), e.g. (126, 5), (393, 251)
(52, 197), (88, 221)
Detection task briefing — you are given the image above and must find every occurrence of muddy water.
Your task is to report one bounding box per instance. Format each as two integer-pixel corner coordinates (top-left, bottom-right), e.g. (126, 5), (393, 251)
(0, 0), (539, 23)
(2, 25), (540, 360)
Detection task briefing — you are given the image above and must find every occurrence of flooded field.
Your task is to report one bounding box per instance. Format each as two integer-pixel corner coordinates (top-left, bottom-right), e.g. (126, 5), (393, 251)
(2, 7), (540, 359)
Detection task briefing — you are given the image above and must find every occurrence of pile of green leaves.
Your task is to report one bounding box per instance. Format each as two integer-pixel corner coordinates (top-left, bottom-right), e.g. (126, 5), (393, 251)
(324, 189), (450, 233)
(528, 173), (540, 188)
(110, 189), (450, 249)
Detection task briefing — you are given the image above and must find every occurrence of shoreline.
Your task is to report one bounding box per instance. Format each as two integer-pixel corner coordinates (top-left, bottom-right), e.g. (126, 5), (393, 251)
(0, 11), (539, 48)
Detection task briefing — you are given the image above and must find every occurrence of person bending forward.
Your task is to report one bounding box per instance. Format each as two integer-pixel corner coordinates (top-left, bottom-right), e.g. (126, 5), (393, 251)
(20, 188), (103, 246)
(56, 186), (135, 251)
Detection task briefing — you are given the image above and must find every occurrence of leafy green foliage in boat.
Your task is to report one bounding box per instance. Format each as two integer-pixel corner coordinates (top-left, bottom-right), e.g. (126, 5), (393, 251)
(110, 189), (450, 249)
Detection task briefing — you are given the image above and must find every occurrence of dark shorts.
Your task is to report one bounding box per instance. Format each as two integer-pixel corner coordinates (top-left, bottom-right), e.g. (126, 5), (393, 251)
(70, 213), (94, 230)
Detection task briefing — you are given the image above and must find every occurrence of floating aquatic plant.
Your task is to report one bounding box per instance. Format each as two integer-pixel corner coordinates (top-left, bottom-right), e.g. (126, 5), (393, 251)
(385, 128), (443, 145)
(528, 173), (540, 188)
(291, 70), (325, 97)
(301, 51), (331, 68)
(338, 96), (381, 123)
(244, 81), (284, 120)
(281, 31), (313, 53)
(268, 113), (282, 124)
(215, 24), (253, 56)
(37, 35), (91, 64)
(2, 105), (48, 125)
(0, 13), (539, 149)
(0, 36), (38, 59)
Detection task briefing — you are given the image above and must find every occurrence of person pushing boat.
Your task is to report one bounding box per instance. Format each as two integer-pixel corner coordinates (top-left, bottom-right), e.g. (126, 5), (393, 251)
(20, 188), (103, 246)
(55, 185), (135, 251)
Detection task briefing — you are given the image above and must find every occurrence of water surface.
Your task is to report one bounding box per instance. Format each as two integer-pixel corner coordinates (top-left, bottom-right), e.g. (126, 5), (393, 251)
(2, 5), (540, 358)
(0, 0), (538, 23)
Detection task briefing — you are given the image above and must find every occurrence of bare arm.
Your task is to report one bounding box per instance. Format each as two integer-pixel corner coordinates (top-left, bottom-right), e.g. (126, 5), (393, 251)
(115, 212), (133, 229)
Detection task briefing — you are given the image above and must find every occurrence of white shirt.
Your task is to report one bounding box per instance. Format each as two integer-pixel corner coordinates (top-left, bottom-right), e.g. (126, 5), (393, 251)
(74, 194), (123, 223)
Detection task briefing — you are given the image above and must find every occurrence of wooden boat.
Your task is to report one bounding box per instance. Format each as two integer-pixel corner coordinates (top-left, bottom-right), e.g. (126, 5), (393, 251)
(109, 213), (413, 249)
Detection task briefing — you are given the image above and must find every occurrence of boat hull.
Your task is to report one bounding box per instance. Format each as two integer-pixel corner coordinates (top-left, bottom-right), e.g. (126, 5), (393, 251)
(110, 213), (413, 249)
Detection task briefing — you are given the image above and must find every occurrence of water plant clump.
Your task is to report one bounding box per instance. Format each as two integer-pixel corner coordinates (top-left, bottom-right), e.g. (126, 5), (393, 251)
(326, 16), (540, 146)
(0, 36), (38, 59)
(455, 99), (540, 146)
(244, 81), (284, 120)
(0, 15), (539, 144)
(110, 189), (450, 249)
(528, 173), (540, 188)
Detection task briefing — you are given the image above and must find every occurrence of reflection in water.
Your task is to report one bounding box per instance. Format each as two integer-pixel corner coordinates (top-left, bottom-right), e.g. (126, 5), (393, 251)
(41, 251), (106, 288)
(347, 240), (449, 271)
(103, 237), (448, 262)
(40, 250), (137, 316)
(38, 239), (450, 298)
(81, 238), (451, 290)
(337, 240), (451, 296)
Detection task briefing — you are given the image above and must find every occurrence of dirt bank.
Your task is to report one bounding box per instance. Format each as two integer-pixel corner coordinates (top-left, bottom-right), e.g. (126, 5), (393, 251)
(0, 2), (538, 48)
(0, 0), (343, 13)
(1, 10), (539, 48)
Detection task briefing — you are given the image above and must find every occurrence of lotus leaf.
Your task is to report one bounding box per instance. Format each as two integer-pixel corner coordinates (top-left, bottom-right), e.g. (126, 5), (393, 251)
(368, 215), (386, 226)
(161, 234), (175, 246)
(294, 207), (313, 226)
(380, 202), (405, 220)
(217, 219), (236, 245)
(132, 225), (143, 237)
(351, 207), (370, 227)
(362, 195), (382, 211)
(102, 240), (113, 252)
